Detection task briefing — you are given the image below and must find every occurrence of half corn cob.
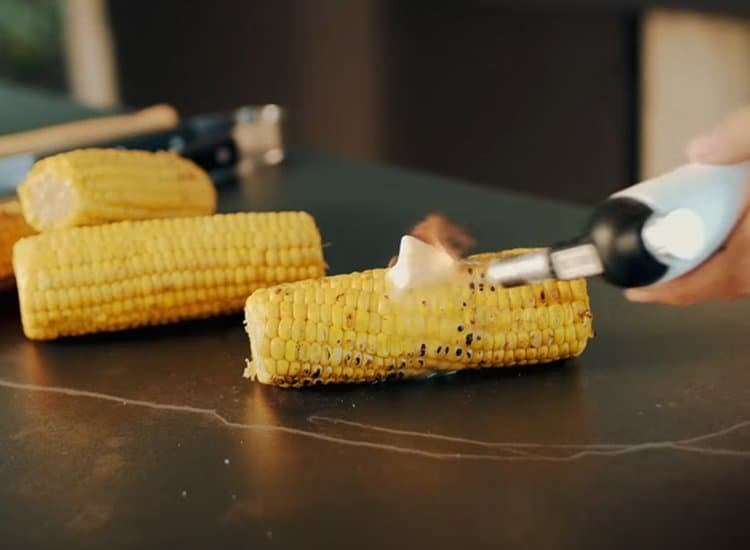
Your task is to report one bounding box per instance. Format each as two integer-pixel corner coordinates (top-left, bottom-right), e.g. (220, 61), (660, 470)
(17, 148), (217, 232)
(244, 251), (593, 387)
(14, 211), (325, 340)
(0, 199), (35, 289)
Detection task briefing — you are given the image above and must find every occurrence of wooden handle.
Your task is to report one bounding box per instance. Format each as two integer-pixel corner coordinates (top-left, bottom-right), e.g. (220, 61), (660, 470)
(0, 104), (179, 157)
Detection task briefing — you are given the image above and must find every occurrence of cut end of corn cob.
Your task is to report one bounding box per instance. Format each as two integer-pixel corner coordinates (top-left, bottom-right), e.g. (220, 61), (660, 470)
(18, 148), (217, 232)
(244, 250), (594, 388)
(13, 211), (325, 340)
(0, 199), (35, 289)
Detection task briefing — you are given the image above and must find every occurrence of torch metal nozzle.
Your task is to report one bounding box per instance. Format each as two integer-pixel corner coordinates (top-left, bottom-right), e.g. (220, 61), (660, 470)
(486, 244), (604, 287)
(486, 250), (553, 287)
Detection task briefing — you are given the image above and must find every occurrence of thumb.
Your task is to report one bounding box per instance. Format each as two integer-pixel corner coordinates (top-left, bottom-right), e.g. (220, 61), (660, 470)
(625, 249), (731, 306)
(687, 106), (750, 165)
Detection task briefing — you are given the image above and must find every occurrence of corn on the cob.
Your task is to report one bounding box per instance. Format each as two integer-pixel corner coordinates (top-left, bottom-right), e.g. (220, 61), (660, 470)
(0, 199), (35, 289)
(13, 211), (325, 340)
(17, 148), (217, 232)
(244, 251), (593, 387)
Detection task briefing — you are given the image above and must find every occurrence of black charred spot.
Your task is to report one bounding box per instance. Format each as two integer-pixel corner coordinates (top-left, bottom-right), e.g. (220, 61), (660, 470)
(445, 346), (450, 354)
(312, 366), (321, 379)
(303, 365), (311, 374)
(456, 348), (463, 357)
(457, 325), (464, 332)
(468, 268), (473, 274)
(420, 344), (426, 357)
(437, 346), (442, 354)
(418, 359), (425, 367)
(465, 333), (474, 346)
(478, 283), (485, 291)
(302, 379), (311, 386)
(477, 335), (482, 341)
(421, 300), (427, 306)
(355, 356), (361, 365)
(386, 372), (397, 380)
(462, 302), (467, 307)
(365, 357), (372, 366)
(540, 290), (546, 300)
(313, 378), (323, 385)
(467, 351), (472, 359)
(400, 360), (406, 368)
(490, 286), (496, 292)
(469, 282), (475, 290)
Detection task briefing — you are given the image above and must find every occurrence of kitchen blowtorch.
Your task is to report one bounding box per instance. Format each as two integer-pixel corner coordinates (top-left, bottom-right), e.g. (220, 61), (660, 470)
(486, 162), (750, 288)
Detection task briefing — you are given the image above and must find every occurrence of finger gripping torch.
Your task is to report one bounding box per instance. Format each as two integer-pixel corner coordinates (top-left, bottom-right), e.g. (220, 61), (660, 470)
(486, 163), (750, 288)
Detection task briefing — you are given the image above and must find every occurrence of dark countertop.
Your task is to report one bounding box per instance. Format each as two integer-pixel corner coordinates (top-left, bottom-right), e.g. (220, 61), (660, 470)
(2, 85), (750, 549)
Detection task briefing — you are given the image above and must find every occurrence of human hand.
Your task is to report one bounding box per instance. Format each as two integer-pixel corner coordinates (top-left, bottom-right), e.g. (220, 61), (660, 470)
(625, 106), (750, 305)
(686, 106), (750, 164)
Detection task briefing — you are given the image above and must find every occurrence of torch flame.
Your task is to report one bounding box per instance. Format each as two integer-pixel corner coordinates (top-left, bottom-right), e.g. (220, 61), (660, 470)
(388, 213), (475, 267)
(387, 214), (476, 292)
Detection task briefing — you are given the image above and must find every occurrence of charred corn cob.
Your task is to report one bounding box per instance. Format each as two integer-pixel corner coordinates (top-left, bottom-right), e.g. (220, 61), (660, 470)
(0, 199), (35, 289)
(244, 251), (593, 387)
(14, 211), (325, 340)
(18, 148), (217, 232)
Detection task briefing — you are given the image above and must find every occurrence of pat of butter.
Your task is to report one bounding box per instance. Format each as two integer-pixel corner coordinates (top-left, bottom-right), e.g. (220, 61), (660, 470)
(387, 235), (458, 291)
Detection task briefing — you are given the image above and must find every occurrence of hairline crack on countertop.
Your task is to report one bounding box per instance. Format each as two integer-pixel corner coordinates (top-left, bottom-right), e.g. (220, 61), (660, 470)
(1, 377), (749, 462)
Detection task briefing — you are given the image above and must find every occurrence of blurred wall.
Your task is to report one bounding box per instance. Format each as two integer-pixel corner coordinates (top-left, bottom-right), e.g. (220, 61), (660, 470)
(641, 9), (750, 178)
(108, 0), (638, 202)
(0, 0), (65, 91)
(381, 4), (637, 203)
(63, 0), (120, 109)
(15, 1), (749, 203)
(5, 0), (750, 202)
(108, 0), (387, 161)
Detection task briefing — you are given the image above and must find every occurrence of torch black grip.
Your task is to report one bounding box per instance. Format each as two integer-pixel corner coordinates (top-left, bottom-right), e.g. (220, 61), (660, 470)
(553, 197), (668, 288)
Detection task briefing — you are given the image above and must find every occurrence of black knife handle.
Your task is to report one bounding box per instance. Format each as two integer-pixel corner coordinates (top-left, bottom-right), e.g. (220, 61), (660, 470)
(179, 132), (239, 173)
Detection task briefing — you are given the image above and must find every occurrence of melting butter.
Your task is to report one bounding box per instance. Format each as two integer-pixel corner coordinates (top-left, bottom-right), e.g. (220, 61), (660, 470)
(386, 235), (458, 291)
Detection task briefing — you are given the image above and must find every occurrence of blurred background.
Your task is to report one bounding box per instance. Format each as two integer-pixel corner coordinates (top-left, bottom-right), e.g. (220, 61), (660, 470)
(1, 0), (750, 202)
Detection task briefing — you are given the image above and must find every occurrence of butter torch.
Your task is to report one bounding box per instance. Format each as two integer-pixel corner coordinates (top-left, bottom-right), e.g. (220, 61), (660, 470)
(486, 163), (750, 288)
